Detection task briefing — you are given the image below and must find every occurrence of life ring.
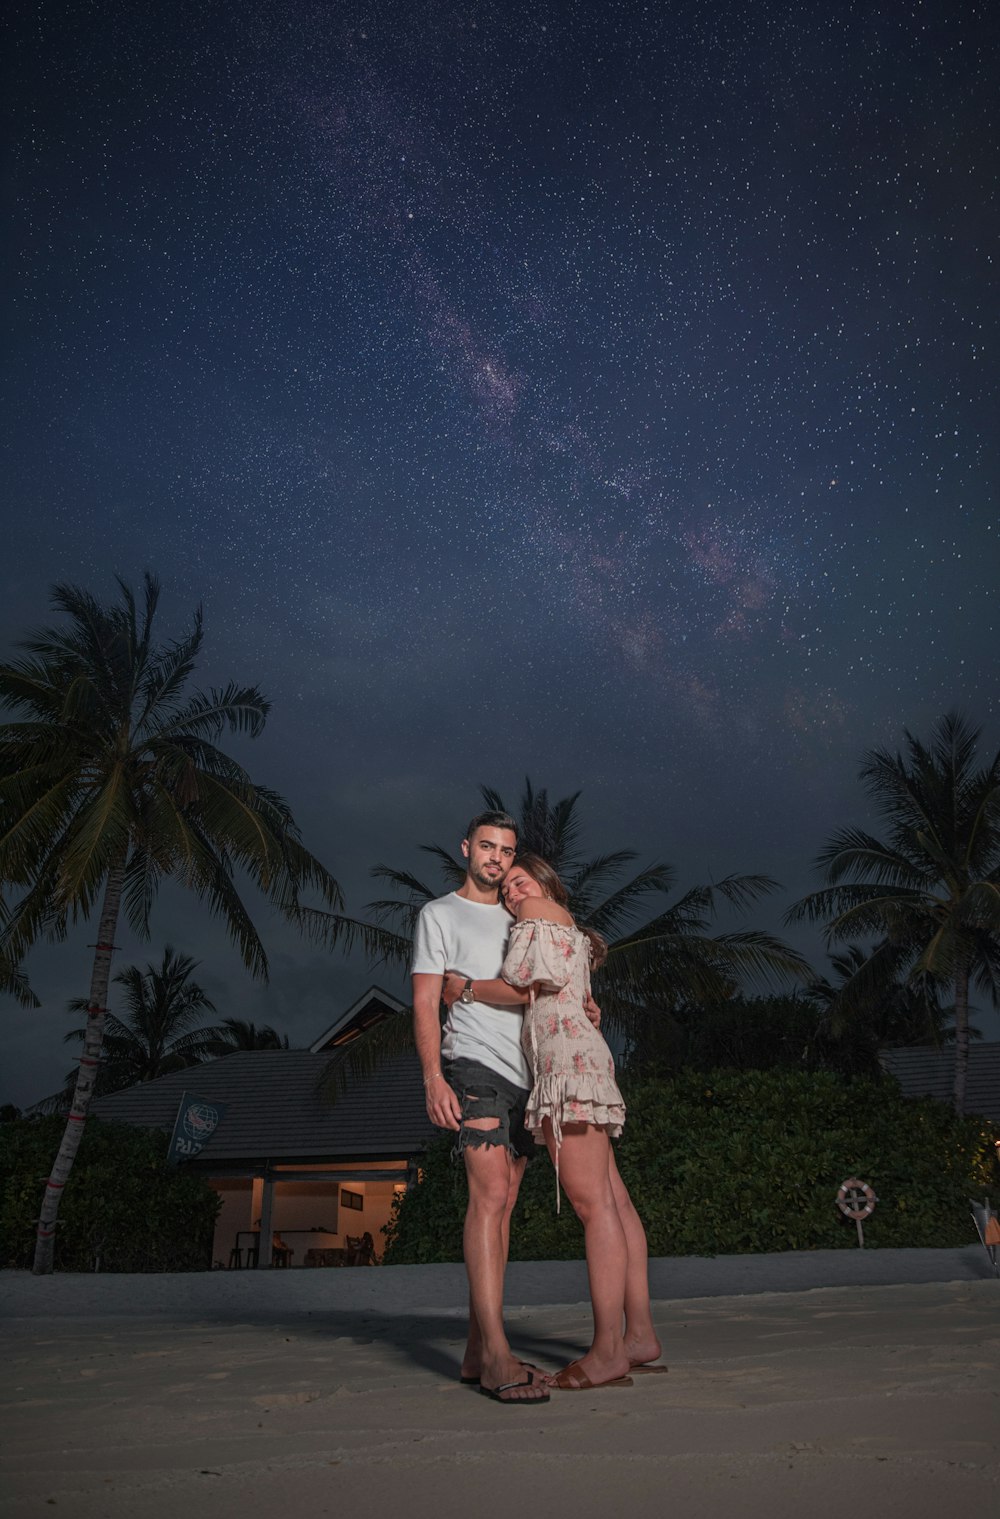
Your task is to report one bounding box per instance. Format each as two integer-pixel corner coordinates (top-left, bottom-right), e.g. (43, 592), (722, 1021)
(837, 1178), (876, 1220)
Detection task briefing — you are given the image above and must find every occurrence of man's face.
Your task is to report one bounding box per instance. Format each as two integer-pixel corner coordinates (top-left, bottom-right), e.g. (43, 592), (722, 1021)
(461, 827), (517, 892)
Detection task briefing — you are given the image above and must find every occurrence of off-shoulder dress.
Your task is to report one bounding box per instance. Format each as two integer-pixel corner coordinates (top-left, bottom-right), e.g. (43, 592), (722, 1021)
(501, 918), (626, 1157)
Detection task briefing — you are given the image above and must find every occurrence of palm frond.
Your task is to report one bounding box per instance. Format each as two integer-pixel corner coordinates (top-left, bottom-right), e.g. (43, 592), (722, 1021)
(703, 873), (782, 912)
(417, 843), (467, 888)
(576, 861), (674, 937)
(296, 909), (414, 969)
(0, 954), (38, 1008)
(317, 1010), (416, 1100)
(814, 828), (932, 888)
(159, 684), (270, 741)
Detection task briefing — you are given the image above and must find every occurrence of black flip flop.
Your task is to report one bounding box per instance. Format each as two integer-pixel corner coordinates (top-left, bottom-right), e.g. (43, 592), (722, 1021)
(460, 1361), (544, 1387)
(478, 1374), (550, 1405)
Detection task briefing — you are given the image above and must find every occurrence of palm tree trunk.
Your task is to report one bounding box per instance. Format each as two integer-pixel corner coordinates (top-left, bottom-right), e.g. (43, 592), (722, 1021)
(32, 859), (126, 1274)
(952, 960), (971, 1117)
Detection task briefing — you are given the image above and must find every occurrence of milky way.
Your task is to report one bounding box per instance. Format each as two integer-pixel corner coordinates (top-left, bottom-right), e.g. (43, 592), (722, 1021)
(2, 0), (998, 1099)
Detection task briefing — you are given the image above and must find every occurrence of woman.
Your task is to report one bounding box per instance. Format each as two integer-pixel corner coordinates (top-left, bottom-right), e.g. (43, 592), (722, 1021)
(444, 853), (664, 1391)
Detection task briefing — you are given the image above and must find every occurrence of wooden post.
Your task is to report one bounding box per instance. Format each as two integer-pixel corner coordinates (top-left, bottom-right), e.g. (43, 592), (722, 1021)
(257, 1169), (274, 1268)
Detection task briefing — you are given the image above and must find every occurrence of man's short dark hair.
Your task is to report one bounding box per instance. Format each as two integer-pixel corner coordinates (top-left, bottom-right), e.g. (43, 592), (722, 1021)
(465, 810), (518, 842)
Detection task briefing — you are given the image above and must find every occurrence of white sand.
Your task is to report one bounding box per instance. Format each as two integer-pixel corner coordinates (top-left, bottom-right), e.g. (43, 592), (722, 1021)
(2, 1278), (998, 1518)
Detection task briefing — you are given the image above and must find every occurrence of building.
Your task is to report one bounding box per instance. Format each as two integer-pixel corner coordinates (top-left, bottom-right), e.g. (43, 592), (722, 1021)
(91, 988), (436, 1268)
(881, 1042), (1000, 1123)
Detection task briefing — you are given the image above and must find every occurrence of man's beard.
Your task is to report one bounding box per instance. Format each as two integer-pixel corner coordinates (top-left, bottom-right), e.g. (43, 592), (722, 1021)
(469, 863), (504, 895)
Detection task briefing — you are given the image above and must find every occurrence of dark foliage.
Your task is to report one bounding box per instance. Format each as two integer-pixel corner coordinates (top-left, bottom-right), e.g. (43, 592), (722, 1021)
(382, 1069), (998, 1263)
(625, 991), (950, 1080)
(0, 1117), (220, 1272)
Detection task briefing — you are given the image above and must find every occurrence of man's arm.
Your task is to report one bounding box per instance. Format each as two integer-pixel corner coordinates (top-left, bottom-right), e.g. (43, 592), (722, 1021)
(441, 971), (529, 1008)
(441, 969), (597, 1023)
(412, 972), (462, 1130)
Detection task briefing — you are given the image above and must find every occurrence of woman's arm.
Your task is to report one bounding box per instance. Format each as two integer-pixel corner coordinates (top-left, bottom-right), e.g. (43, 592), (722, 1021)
(441, 971), (530, 1009)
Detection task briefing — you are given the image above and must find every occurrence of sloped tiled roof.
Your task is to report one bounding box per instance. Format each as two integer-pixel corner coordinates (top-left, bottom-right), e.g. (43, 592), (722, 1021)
(309, 986), (408, 1053)
(91, 1050), (436, 1164)
(881, 1042), (1000, 1123)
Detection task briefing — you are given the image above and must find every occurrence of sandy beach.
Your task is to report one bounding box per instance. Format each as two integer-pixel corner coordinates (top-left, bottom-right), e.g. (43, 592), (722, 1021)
(2, 1253), (997, 1519)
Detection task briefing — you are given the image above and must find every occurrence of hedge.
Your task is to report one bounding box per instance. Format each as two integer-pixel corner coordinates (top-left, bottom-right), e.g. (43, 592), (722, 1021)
(0, 1116), (221, 1272)
(382, 1068), (999, 1262)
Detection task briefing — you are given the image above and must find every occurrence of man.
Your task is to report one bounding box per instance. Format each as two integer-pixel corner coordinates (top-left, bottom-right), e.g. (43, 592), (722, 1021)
(411, 810), (544, 1404)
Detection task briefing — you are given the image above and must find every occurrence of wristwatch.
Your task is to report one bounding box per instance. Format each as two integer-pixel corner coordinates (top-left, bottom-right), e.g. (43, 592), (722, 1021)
(459, 978), (476, 1004)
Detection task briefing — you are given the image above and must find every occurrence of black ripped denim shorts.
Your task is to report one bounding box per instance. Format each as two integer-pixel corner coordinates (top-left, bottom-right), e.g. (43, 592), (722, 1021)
(443, 1057), (536, 1162)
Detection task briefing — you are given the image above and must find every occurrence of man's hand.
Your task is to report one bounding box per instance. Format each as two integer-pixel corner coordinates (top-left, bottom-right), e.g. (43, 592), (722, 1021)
(423, 1072), (462, 1130)
(442, 970), (467, 1009)
(584, 993), (601, 1029)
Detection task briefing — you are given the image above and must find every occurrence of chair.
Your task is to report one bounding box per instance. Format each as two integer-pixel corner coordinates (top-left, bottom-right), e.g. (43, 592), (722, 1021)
(227, 1245), (244, 1270)
(345, 1232), (378, 1266)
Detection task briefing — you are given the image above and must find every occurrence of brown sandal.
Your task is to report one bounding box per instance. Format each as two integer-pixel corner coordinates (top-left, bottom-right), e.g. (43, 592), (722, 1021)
(631, 1362), (669, 1375)
(551, 1359), (633, 1390)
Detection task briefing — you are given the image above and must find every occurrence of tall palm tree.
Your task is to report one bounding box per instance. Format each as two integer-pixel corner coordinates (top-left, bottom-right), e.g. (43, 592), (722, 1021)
(322, 780), (809, 1091)
(803, 944), (953, 1074)
(369, 780), (677, 948)
(0, 574), (342, 1272)
(63, 946), (224, 1094)
(787, 712), (1000, 1113)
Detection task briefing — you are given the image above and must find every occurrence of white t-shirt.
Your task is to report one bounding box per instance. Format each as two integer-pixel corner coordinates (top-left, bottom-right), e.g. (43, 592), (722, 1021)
(411, 892), (530, 1090)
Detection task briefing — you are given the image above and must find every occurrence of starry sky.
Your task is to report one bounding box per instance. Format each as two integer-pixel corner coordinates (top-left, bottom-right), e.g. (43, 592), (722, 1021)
(2, 0), (998, 1105)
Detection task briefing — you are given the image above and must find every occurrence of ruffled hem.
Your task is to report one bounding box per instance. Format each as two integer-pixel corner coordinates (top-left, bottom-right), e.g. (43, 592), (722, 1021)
(523, 1073), (626, 1212)
(526, 1097), (625, 1139)
(524, 1072), (626, 1142)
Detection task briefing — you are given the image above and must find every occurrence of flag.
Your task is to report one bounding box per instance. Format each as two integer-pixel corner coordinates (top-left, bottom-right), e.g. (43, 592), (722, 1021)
(166, 1091), (226, 1164)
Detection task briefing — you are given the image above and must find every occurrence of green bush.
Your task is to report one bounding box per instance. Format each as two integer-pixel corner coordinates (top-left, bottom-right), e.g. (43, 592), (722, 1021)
(382, 1069), (999, 1262)
(0, 1116), (221, 1272)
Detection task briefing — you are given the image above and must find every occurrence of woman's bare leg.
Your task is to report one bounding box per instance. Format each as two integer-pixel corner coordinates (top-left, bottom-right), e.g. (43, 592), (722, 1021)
(607, 1147), (662, 1366)
(542, 1120), (631, 1384)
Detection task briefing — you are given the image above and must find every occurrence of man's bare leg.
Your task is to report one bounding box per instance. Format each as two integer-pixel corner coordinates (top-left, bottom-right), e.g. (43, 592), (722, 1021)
(461, 1149), (526, 1379)
(460, 1121), (543, 1400)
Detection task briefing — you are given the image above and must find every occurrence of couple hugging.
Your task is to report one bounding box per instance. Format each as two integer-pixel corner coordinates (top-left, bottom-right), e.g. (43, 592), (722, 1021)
(412, 810), (664, 1405)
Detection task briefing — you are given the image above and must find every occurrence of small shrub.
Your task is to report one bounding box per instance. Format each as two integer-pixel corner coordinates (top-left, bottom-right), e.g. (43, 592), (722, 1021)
(382, 1069), (999, 1262)
(0, 1116), (221, 1271)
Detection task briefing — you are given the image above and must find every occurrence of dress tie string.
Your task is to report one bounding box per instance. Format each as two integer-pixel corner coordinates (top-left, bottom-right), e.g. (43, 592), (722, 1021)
(527, 987), (562, 1212)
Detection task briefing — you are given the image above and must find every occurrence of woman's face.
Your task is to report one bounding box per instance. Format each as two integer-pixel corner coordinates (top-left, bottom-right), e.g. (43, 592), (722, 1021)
(502, 867), (541, 913)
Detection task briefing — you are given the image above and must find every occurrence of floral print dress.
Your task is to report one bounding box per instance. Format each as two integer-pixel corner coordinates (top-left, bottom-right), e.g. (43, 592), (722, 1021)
(502, 918), (626, 1174)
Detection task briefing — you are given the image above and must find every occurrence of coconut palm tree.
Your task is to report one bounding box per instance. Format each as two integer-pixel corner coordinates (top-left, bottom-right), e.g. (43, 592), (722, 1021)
(802, 944), (955, 1075)
(322, 780), (810, 1092)
(0, 574), (342, 1272)
(63, 946), (224, 1094)
(806, 944), (952, 1047)
(787, 712), (1000, 1113)
(369, 780), (678, 944)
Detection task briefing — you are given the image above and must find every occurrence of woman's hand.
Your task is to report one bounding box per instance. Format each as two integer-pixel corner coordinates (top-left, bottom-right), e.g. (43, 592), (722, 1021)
(442, 970), (468, 1008)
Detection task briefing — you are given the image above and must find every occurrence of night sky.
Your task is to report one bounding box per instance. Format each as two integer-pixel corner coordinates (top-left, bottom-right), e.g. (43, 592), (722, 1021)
(3, 1), (998, 1106)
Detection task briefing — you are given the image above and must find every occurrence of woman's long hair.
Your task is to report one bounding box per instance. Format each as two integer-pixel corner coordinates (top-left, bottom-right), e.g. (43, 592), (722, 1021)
(513, 852), (608, 970)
